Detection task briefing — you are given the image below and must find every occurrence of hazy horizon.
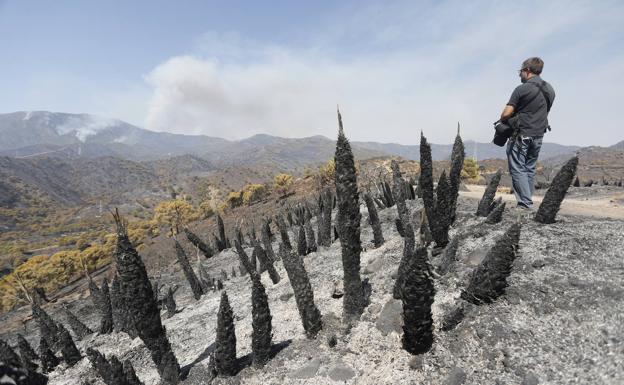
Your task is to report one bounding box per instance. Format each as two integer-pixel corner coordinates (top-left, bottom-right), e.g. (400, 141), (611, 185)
(1, 0), (622, 146)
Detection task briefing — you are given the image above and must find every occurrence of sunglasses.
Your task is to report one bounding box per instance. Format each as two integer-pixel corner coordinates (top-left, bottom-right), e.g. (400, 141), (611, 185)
(518, 68), (528, 74)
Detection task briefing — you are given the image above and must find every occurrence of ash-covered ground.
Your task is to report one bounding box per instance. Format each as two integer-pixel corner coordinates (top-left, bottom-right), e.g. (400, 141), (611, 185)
(4, 191), (624, 385)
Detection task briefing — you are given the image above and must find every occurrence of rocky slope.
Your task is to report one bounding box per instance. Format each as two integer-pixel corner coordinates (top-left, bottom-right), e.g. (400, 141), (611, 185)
(2, 190), (622, 385)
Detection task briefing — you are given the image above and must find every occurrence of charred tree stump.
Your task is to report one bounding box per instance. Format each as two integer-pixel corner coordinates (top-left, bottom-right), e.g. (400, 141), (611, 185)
(318, 188), (333, 247)
(31, 302), (60, 352)
(124, 359), (144, 385)
(485, 201), (506, 224)
(304, 211), (317, 253)
(16, 334), (38, 364)
(431, 171), (452, 247)
(401, 247), (435, 355)
(214, 292), (237, 376)
(216, 214), (227, 251)
(165, 287), (177, 318)
(275, 215), (292, 250)
(110, 275), (138, 338)
(334, 109), (366, 322)
(0, 339), (47, 385)
(297, 226), (308, 256)
(391, 160), (417, 299)
(261, 219), (277, 262)
(58, 326), (81, 366)
(436, 236), (459, 276)
(461, 223), (521, 304)
(448, 126), (465, 223)
(174, 240), (204, 300)
(63, 307), (93, 340)
(252, 241), (281, 284)
(113, 211), (180, 384)
(279, 244), (322, 338)
(476, 169), (502, 216)
(184, 228), (213, 258)
(237, 247), (273, 368)
(363, 192), (384, 247)
(99, 278), (114, 334)
(534, 157), (579, 224)
(38, 337), (59, 373)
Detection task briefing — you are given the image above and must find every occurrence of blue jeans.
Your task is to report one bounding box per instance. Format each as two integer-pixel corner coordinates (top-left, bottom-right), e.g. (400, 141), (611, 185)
(506, 135), (543, 208)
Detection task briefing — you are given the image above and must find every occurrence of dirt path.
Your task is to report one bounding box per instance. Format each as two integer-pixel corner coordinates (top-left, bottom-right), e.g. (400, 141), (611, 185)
(461, 185), (624, 219)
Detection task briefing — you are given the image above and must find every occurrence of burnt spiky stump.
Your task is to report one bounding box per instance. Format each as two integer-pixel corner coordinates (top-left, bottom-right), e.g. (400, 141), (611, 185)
(534, 157), (579, 224)
(261, 219), (277, 261)
(276, 215), (292, 250)
(461, 223), (521, 304)
(253, 242), (281, 284)
(0, 339), (47, 385)
(391, 160), (417, 299)
(184, 228), (213, 258)
(112, 211), (180, 384)
(401, 247), (435, 355)
(448, 126), (465, 223)
(174, 240), (204, 300)
(335, 109), (366, 322)
(58, 327), (81, 366)
(436, 236), (459, 276)
(63, 307), (93, 340)
(165, 287), (177, 318)
(432, 171), (452, 247)
(280, 244), (323, 338)
(214, 292), (237, 376)
(297, 225), (308, 256)
(99, 278), (114, 334)
(304, 207), (317, 253)
(38, 337), (59, 373)
(236, 245), (273, 368)
(110, 275), (138, 338)
(16, 334), (38, 366)
(363, 192), (384, 247)
(216, 214), (227, 251)
(419, 132), (435, 232)
(31, 302), (60, 351)
(318, 187), (333, 247)
(87, 348), (144, 385)
(485, 201), (506, 224)
(476, 169), (502, 216)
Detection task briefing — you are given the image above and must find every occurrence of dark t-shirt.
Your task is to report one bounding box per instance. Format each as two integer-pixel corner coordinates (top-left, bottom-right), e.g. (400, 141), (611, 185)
(507, 75), (556, 137)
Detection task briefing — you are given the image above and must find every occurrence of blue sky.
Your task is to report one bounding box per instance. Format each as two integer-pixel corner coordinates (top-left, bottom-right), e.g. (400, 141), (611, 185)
(1, 0), (622, 145)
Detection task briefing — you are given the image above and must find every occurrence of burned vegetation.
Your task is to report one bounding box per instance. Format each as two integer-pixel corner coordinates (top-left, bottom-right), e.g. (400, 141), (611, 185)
(4, 112), (590, 385)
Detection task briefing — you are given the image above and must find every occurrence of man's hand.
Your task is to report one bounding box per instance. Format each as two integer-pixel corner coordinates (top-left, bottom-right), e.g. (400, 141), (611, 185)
(500, 105), (515, 121)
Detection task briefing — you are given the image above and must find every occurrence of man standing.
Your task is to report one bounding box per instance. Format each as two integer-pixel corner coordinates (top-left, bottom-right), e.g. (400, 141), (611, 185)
(500, 57), (555, 209)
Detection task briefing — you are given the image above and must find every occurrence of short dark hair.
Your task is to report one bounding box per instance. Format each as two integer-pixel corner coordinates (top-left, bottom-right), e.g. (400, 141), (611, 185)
(521, 57), (544, 75)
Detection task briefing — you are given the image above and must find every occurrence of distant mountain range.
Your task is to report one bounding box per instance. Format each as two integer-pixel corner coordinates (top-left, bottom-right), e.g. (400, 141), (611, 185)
(0, 111), (600, 167)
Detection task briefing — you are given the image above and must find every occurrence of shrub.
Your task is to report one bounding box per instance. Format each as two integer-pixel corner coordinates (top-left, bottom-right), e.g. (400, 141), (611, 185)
(461, 158), (479, 180)
(226, 191), (243, 209)
(273, 173), (293, 194)
(198, 201), (215, 219)
(153, 199), (199, 235)
(242, 184), (267, 205)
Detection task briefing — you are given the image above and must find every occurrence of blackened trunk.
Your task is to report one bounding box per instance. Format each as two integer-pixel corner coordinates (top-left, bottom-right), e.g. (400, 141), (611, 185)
(275, 215), (292, 250)
(334, 110), (365, 322)
(64, 307), (93, 340)
(448, 128), (465, 223)
(476, 169), (502, 216)
(485, 201), (506, 224)
(297, 225), (308, 256)
(391, 160), (416, 299)
(401, 247), (435, 355)
(534, 157), (579, 224)
(38, 337), (59, 373)
(113, 211), (180, 384)
(58, 327), (81, 366)
(363, 193), (384, 247)
(214, 292), (237, 376)
(279, 244), (322, 338)
(174, 240), (204, 300)
(461, 223), (521, 304)
(184, 228), (214, 258)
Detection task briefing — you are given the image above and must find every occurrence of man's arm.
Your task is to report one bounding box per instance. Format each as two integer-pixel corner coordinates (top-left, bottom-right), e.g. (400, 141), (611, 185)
(500, 105), (515, 121)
